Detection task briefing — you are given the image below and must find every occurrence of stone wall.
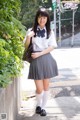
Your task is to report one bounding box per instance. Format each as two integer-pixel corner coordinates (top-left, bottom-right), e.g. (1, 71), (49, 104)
(0, 77), (21, 120)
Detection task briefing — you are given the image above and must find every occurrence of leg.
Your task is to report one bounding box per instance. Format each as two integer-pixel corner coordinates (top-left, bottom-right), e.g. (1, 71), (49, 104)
(34, 80), (44, 107)
(42, 79), (49, 109)
(34, 79), (49, 116)
(43, 79), (49, 91)
(34, 80), (43, 94)
(34, 80), (44, 113)
(40, 79), (49, 116)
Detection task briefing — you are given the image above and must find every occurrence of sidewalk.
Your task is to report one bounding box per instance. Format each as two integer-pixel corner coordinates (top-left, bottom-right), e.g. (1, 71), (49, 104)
(58, 32), (80, 47)
(18, 96), (80, 120)
(18, 48), (80, 120)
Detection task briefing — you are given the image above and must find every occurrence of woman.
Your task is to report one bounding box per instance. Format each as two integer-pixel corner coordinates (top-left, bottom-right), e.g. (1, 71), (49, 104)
(25, 8), (58, 116)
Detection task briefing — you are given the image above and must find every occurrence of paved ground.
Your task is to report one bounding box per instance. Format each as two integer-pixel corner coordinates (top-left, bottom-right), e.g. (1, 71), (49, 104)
(18, 97), (80, 120)
(58, 32), (80, 47)
(18, 47), (80, 120)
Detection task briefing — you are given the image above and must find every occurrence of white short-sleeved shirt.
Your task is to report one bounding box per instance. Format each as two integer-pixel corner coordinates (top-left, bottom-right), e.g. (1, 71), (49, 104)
(24, 27), (57, 51)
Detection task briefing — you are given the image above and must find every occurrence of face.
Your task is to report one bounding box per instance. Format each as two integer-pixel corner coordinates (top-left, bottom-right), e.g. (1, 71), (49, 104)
(38, 15), (47, 28)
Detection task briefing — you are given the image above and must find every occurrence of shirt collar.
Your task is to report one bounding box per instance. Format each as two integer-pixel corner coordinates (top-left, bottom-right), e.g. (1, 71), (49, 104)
(37, 26), (46, 31)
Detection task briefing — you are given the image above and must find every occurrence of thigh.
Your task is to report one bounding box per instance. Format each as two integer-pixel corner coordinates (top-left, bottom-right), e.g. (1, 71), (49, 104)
(34, 80), (43, 94)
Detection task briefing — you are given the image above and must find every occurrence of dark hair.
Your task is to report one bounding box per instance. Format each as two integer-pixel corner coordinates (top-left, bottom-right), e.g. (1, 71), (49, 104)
(33, 8), (51, 39)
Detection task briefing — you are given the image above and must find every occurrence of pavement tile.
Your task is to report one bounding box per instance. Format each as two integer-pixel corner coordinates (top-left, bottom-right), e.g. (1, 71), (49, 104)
(17, 97), (80, 120)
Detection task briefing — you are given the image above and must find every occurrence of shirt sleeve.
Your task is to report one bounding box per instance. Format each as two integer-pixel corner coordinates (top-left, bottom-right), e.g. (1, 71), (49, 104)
(48, 30), (58, 48)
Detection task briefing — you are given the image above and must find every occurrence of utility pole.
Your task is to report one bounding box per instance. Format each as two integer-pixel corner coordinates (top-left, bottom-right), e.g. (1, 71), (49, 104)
(54, 7), (57, 40)
(52, 0), (57, 40)
(71, 6), (78, 47)
(57, 0), (61, 47)
(71, 9), (75, 47)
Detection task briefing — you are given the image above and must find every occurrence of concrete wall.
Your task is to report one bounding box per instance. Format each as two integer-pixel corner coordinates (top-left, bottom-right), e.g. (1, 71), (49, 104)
(0, 77), (21, 120)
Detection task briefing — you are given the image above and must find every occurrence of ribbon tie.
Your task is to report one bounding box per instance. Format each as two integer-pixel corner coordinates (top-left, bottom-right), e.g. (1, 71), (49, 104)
(37, 28), (45, 38)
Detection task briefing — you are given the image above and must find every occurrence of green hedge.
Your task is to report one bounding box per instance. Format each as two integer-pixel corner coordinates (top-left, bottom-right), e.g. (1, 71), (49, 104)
(0, 0), (26, 87)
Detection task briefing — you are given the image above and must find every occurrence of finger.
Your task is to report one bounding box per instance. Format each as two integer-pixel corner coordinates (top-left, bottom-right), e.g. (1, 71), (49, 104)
(31, 54), (35, 58)
(31, 53), (36, 55)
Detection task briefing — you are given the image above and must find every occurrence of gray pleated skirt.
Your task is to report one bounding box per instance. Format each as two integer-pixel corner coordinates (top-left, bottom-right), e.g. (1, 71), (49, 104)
(28, 53), (58, 80)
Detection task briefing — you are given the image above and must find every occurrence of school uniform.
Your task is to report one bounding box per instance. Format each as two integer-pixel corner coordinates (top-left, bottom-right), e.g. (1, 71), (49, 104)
(26, 26), (58, 80)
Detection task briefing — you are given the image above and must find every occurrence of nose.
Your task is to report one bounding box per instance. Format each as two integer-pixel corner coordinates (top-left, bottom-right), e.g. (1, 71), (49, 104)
(40, 17), (44, 22)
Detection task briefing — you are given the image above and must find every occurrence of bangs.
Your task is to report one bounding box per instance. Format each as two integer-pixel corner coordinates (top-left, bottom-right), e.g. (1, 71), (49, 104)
(38, 11), (48, 17)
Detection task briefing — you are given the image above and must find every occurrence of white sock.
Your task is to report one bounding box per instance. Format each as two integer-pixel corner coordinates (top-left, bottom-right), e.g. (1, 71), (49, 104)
(41, 91), (49, 110)
(36, 92), (43, 107)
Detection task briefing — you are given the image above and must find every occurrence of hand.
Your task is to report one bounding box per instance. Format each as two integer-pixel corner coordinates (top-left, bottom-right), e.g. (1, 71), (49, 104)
(27, 31), (35, 38)
(31, 52), (42, 59)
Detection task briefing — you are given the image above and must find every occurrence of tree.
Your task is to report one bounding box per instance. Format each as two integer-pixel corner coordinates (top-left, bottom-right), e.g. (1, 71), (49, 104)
(20, 0), (42, 29)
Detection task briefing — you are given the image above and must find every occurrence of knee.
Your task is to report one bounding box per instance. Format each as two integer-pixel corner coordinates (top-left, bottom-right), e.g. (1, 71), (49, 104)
(36, 88), (43, 94)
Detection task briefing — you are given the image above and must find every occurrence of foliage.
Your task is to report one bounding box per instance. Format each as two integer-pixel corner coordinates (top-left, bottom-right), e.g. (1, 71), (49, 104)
(19, 0), (43, 29)
(75, 4), (80, 24)
(0, 0), (26, 87)
(42, 0), (52, 8)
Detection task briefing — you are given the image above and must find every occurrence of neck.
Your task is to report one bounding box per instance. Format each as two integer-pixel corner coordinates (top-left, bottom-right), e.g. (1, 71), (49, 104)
(39, 25), (45, 29)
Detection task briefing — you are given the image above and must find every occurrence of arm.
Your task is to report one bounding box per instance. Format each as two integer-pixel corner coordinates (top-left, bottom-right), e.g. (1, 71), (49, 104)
(24, 31), (35, 48)
(41, 46), (54, 55)
(31, 46), (54, 59)
(24, 36), (31, 49)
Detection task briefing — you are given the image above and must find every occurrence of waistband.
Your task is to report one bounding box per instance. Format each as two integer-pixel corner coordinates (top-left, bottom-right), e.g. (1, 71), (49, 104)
(33, 51), (42, 53)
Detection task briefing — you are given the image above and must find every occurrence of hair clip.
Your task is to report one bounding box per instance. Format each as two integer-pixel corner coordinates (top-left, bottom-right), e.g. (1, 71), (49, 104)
(40, 8), (46, 11)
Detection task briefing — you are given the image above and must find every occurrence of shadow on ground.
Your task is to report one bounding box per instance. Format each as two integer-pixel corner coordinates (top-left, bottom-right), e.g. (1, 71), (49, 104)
(50, 85), (80, 98)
